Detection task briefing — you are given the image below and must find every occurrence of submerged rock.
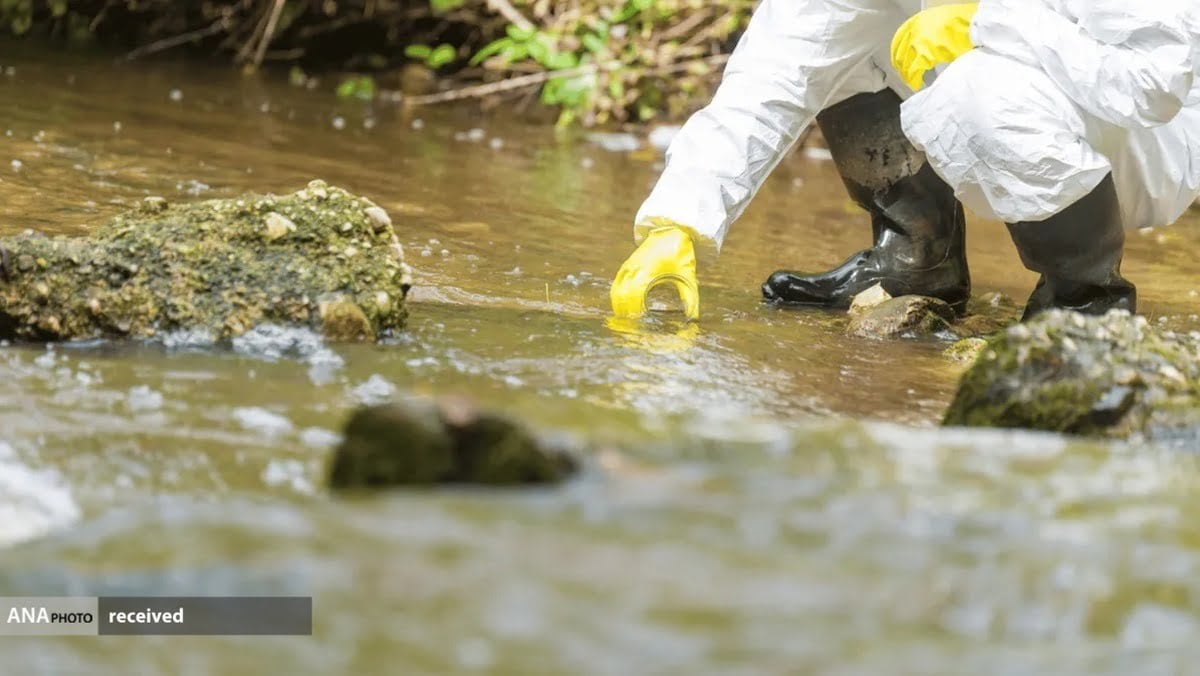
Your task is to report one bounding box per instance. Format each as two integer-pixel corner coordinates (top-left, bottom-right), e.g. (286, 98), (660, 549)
(943, 337), (989, 363)
(845, 286), (1022, 343)
(0, 180), (413, 342)
(943, 310), (1200, 443)
(847, 294), (954, 339)
(329, 397), (579, 488)
(951, 291), (1022, 339)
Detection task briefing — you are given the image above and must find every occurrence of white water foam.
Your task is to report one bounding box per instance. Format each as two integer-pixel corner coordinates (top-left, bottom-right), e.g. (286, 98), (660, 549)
(0, 442), (80, 547)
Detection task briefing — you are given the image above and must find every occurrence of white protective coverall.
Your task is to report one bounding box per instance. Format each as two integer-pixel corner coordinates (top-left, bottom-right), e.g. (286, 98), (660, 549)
(634, 0), (1200, 258)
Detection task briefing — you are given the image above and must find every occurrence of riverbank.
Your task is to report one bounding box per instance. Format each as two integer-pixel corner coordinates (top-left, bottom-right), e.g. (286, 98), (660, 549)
(1, 0), (752, 126)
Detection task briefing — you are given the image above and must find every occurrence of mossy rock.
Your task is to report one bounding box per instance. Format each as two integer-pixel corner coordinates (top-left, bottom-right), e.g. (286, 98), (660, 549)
(329, 397), (579, 489)
(0, 180), (412, 342)
(943, 309), (1200, 444)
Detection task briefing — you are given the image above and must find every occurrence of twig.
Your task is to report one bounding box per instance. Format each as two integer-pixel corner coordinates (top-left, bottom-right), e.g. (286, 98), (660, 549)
(659, 8), (712, 42)
(125, 19), (228, 61)
(253, 0), (288, 68)
(236, 2), (273, 62)
(403, 54), (729, 107)
(485, 0), (534, 33)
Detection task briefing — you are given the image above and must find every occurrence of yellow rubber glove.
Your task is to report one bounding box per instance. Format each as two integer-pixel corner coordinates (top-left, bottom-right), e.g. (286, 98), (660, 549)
(610, 223), (700, 320)
(891, 3), (978, 91)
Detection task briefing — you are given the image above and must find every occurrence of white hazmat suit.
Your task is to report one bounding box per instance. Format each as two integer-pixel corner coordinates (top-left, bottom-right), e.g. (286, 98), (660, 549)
(634, 0), (1200, 259)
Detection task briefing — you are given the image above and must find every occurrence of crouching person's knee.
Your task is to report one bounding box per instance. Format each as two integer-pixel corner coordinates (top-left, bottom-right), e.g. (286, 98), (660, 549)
(900, 50), (1112, 223)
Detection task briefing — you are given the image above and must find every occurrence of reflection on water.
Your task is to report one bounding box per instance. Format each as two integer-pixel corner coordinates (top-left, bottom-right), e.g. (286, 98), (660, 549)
(3, 39), (1200, 674)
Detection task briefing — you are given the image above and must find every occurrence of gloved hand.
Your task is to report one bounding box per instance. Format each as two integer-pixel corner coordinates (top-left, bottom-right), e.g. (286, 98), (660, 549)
(610, 223), (700, 320)
(891, 3), (979, 91)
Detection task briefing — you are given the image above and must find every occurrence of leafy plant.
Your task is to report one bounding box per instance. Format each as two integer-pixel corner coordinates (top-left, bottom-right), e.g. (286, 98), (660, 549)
(404, 43), (458, 70)
(465, 0), (754, 126)
(336, 75), (377, 101)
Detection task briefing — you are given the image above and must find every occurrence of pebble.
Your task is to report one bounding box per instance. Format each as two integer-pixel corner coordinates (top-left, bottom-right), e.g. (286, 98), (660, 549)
(364, 206), (392, 233)
(263, 212), (297, 241)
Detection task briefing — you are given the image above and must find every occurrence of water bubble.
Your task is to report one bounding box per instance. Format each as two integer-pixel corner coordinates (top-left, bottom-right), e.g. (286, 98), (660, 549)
(0, 442), (80, 548)
(261, 458), (314, 494)
(300, 427), (342, 449)
(455, 638), (495, 670)
(9, 159), (21, 172)
(411, 118), (425, 130)
(586, 132), (640, 153)
(169, 89), (183, 102)
(232, 407), (294, 439)
(33, 349), (55, 369)
(113, 121), (122, 133)
(332, 116), (346, 130)
(802, 146), (834, 161)
(351, 374), (396, 406)
(126, 385), (164, 413)
(489, 137), (505, 150)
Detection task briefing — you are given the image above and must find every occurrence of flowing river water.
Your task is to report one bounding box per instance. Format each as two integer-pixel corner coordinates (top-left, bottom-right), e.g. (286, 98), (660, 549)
(3, 41), (1200, 674)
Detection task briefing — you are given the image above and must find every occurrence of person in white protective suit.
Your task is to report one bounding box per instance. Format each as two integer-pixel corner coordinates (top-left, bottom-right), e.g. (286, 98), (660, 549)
(608, 0), (1200, 322)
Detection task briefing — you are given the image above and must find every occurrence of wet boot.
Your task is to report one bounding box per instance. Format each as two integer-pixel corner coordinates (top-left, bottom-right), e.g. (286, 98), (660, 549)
(761, 89), (970, 313)
(1007, 174), (1136, 320)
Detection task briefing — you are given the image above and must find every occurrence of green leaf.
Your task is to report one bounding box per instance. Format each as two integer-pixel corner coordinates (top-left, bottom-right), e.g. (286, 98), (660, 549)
(430, 0), (466, 12)
(545, 51), (578, 70)
(428, 44), (456, 69)
(505, 24), (535, 42)
(470, 37), (512, 66)
(336, 75), (377, 101)
(404, 44), (432, 60)
(581, 33), (606, 54)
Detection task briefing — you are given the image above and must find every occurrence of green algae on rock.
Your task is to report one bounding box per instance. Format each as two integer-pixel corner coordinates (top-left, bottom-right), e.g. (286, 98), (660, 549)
(943, 337), (989, 364)
(943, 310), (1200, 443)
(0, 180), (412, 342)
(329, 397), (579, 489)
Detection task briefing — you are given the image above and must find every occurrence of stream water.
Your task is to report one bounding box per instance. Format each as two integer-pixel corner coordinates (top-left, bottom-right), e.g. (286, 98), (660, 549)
(3, 40), (1200, 674)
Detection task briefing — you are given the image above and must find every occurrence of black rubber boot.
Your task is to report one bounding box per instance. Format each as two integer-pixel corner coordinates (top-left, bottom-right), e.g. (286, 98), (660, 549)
(1007, 174), (1135, 320)
(762, 89), (970, 313)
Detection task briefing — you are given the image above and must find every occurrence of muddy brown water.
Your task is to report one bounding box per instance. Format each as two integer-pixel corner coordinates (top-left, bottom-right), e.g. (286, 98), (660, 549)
(3, 40), (1200, 674)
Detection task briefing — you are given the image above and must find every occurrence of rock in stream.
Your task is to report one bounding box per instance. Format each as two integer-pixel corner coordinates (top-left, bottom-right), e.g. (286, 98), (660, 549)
(329, 397), (579, 488)
(0, 180), (412, 341)
(943, 309), (1200, 444)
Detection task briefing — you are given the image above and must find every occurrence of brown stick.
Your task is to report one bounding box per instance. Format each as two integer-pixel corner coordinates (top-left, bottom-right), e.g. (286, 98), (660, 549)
(485, 0), (534, 33)
(402, 54), (730, 107)
(125, 19), (228, 61)
(253, 0), (288, 68)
